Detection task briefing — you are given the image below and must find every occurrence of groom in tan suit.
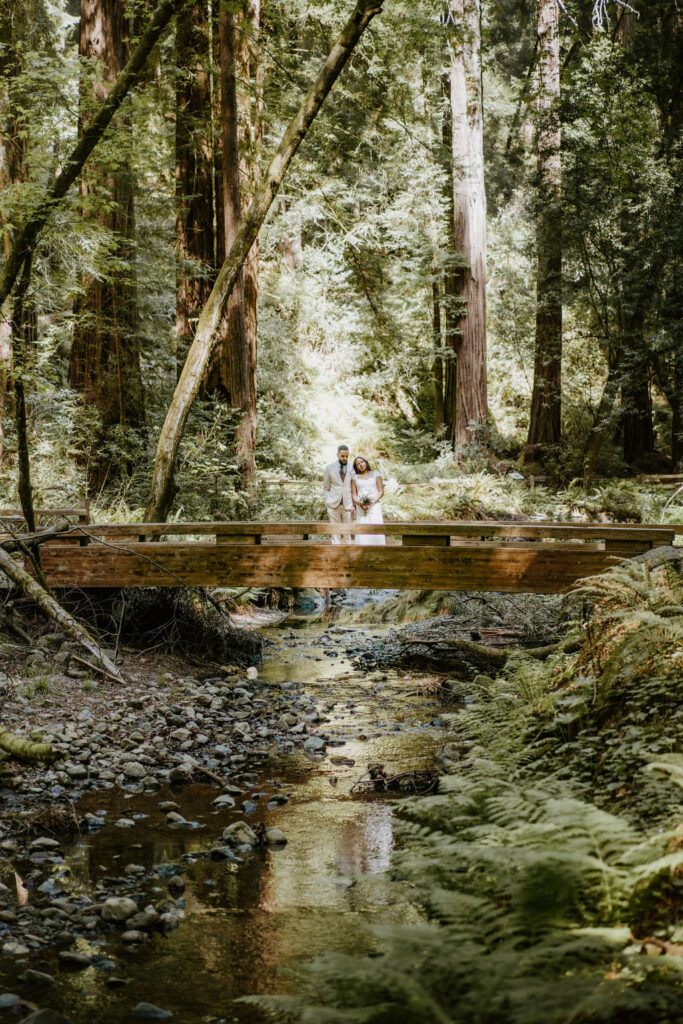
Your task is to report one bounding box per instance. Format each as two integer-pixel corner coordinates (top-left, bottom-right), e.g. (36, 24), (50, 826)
(323, 444), (354, 544)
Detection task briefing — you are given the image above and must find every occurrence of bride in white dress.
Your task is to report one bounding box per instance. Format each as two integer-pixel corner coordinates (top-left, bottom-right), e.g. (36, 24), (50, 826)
(351, 456), (385, 545)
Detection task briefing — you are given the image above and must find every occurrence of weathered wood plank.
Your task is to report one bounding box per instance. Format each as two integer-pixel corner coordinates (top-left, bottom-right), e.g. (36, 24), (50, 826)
(39, 541), (627, 594)
(52, 520), (675, 543)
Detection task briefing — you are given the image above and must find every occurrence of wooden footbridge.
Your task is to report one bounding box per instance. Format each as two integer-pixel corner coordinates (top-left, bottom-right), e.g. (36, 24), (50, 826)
(18, 517), (678, 594)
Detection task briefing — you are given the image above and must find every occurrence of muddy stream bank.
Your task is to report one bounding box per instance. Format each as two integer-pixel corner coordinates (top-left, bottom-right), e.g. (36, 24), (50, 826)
(1, 609), (447, 1024)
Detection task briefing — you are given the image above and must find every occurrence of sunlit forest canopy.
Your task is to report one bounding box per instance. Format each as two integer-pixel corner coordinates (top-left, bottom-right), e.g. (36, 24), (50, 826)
(0, 0), (680, 521)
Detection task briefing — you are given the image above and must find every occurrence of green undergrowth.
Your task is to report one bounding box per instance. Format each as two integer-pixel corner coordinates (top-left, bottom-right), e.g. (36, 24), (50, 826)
(252, 557), (683, 1023)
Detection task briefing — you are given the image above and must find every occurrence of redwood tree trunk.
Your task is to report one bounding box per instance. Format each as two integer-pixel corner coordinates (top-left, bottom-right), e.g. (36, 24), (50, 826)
(524, 0), (562, 465)
(206, 0), (260, 486)
(448, 0), (488, 456)
(69, 0), (145, 488)
(175, 0), (218, 372)
(144, 0), (386, 522)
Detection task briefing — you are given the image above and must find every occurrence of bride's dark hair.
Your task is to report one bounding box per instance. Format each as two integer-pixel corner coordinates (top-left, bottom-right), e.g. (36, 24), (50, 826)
(353, 455), (372, 473)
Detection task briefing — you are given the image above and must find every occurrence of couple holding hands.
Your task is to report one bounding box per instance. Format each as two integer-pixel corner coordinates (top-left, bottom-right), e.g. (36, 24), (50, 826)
(323, 444), (385, 546)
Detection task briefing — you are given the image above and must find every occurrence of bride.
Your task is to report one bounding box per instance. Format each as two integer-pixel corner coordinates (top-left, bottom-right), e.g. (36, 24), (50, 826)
(351, 456), (385, 545)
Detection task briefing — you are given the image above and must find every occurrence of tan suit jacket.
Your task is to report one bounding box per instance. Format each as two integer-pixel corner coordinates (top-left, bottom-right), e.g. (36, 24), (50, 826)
(323, 460), (354, 510)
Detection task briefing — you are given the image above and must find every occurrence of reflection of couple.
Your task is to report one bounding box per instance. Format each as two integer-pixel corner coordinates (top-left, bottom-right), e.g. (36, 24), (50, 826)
(323, 444), (385, 546)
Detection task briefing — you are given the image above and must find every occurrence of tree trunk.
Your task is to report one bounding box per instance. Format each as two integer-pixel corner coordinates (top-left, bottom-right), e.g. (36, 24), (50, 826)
(524, 0), (562, 466)
(69, 0), (145, 489)
(0, 0), (186, 313)
(0, 546), (123, 682)
(144, 0), (386, 523)
(175, 0), (218, 372)
(205, 2), (256, 484)
(11, 256), (36, 533)
(583, 350), (621, 490)
(431, 249), (445, 435)
(447, 0), (488, 456)
(621, 312), (654, 467)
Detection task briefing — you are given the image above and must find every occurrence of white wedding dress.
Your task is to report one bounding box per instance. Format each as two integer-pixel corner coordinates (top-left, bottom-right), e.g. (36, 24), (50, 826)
(355, 471), (385, 546)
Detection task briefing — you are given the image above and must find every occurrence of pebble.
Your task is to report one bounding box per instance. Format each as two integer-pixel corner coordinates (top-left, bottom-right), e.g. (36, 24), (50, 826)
(222, 821), (258, 847)
(132, 1003), (172, 1021)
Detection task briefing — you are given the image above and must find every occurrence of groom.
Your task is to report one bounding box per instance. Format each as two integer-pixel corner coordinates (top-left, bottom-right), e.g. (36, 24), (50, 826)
(323, 444), (354, 544)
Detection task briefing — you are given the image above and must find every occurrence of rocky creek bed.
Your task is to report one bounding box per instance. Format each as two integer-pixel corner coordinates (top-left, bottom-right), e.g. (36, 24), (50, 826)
(0, 615), (447, 1023)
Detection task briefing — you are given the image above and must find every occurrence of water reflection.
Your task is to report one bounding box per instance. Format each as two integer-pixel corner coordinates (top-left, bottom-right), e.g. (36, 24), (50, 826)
(0, 623), (441, 1023)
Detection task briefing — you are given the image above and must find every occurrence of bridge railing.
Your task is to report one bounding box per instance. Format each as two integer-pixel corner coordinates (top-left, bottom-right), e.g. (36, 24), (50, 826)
(48, 519), (675, 551)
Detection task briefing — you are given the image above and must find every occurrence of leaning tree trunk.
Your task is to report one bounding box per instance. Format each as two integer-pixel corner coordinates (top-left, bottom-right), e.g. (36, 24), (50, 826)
(447, 0), (488, 456)
(524, 0), (562, 466)
(69, 0), (145, 489)
(175, 0), (218, 372)
(0, 547), (123, 682)
(144, 0), (386, 523)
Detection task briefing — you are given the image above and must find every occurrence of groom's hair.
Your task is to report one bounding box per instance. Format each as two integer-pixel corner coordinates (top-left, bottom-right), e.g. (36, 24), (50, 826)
(337, 444), (349, 452)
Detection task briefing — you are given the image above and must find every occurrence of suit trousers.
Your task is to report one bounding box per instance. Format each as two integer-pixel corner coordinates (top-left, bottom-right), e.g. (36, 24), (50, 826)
(327, 504), (353, 544)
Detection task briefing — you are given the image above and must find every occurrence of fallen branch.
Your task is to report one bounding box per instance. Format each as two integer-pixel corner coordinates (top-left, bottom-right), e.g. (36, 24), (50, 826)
(0, 730), (55, 763)
(0, 547), (123, 682)
(0, 522), (72, 553)
(71, 653), (121, 684)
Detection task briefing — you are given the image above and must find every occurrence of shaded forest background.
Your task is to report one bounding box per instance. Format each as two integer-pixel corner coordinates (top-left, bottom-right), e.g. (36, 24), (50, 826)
(0, 0), (681, 523)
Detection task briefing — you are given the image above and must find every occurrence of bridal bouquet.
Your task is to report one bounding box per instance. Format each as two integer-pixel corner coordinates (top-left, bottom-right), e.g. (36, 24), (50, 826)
(359, 496), (373, 512)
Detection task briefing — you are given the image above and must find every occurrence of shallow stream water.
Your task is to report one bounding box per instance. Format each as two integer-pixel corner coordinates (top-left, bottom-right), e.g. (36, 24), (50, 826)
(1, 614), (445, 1023)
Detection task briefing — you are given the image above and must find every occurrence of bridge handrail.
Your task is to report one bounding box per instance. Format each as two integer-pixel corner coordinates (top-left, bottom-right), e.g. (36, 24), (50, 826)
(48, 520), (676, 543)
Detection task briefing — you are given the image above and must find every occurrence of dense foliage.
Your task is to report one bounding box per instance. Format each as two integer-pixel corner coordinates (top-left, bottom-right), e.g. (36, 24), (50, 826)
(0, 0), (681, 517)
(253, 556), (683, 1022)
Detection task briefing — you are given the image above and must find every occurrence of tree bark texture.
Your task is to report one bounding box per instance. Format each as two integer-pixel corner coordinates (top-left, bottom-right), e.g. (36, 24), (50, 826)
(431, 248), (445, 435)
(0, 0), (187, 313)
(11, 255), (36, 533)
(621, 312), (654, 466)
(0, 730), (55, 764)
(175, 0), (218, 370)
(205, 2), (256, 483)
(69, 0), (145, 487)
(448, 0), (488, 455)
(144, 0), (386, 522)
(524, 0), (562, 464)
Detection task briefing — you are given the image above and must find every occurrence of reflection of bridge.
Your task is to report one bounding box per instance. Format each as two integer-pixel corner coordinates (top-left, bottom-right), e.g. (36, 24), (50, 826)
(35, 521), (676, 594)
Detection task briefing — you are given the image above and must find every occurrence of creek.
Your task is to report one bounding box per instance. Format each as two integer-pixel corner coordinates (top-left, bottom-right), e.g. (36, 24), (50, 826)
(0, 611), (446, 1023)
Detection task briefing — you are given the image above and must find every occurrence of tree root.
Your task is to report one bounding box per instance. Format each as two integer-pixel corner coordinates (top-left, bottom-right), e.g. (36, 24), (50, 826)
(0, 730), (55, 763)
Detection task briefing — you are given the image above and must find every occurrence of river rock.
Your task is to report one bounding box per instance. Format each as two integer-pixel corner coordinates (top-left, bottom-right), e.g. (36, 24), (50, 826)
(101, 897), (138, 923)
(167, 876), (185, 895)
(169, 764), (193, 785)
(265, 828), (287, 846)
(222, 821), (258, 847)
(0, 993), (21, 1008)
(30, 838), (61, 851)
(165, 812), (186, 825)
(113, 818), (135, 828)
(158, 912), (180, 933)
(19, 1011), (74, 1024)
(212, 793), (235, 809)
(21, 969), (56, 989)
(121, 930), (147, 944)
(132, 1003), (172, 1021)
(58, 950), (92, 968)
(303, 736), (326, 753)
(2, 941), (29, 957)
(122, 761), (147, 780)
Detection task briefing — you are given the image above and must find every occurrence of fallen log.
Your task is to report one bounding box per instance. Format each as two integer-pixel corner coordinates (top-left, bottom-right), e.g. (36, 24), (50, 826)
(0, 547), (123, 682)
(398, 636), (582, 665)
(0, 730), (55, 763)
